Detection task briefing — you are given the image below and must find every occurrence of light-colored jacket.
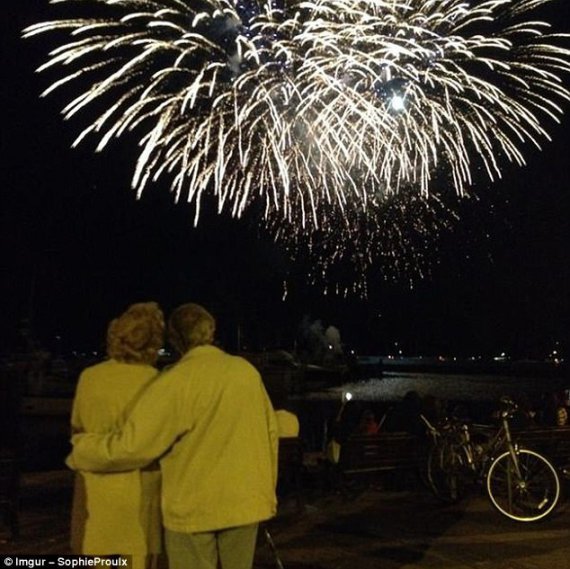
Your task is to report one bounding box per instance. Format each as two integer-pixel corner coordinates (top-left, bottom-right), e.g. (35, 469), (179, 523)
(275, 409), (300, 438)
(69, 345), (278, 533)
(70, 359), (161, 556)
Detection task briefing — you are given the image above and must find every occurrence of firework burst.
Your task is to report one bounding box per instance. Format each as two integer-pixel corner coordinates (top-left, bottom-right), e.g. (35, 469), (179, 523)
(23, 0), (570, 292)
(24, 0), (570, 227)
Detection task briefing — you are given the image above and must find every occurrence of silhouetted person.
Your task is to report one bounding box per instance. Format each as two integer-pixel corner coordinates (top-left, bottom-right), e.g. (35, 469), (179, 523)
(420, 395), (446, 426)
(354, 409), (380, 435)
(539, 391), (569, 426)
(383, 391), (424, 436)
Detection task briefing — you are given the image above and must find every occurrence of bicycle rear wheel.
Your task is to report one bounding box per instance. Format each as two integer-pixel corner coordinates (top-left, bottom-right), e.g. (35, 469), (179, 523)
(426, 442), (468, 503)
(487, 448), (561, 522)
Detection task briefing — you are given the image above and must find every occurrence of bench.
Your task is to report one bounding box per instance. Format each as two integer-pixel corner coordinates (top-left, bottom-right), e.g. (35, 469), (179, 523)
(334, 432), (423, 490)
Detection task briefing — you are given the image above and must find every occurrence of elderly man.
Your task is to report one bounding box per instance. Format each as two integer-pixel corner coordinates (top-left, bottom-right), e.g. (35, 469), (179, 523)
(68, 303), (278, 569)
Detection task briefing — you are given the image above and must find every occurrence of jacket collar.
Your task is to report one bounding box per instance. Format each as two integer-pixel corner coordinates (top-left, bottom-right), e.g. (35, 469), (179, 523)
(179, 344), (221, 362)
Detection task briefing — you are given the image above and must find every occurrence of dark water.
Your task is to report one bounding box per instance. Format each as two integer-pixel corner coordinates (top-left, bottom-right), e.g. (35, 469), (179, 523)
(290, 372), (570, 451)
(302, 371), (569, 402)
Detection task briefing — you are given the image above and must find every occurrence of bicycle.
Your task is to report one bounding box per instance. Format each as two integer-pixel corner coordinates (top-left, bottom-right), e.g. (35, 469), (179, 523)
(421, 397), (561, 522)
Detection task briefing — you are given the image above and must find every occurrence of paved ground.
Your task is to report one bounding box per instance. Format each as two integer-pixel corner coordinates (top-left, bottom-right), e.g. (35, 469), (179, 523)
(259, 485), (570, 569)
(2, 471), (569, 568)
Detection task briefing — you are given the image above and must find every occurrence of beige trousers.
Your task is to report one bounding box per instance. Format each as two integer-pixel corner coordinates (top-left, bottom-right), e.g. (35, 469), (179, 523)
(165, 524), (258, 569)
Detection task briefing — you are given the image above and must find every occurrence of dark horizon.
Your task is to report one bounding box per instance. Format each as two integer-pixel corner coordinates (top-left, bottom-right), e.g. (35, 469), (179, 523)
(2, 1), (570, 360)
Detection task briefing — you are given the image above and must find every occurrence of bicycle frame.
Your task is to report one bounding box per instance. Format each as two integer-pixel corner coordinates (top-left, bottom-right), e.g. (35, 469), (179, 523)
(470, 410), (524, 481)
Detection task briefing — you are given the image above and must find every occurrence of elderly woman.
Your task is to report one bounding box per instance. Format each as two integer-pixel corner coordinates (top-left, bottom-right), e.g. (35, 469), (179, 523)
(70, 302), (164, 568)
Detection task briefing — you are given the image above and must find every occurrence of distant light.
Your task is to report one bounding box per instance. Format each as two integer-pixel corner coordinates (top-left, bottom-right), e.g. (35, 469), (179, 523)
(391, 94), (405, 111)
(344, 392), (353, 401)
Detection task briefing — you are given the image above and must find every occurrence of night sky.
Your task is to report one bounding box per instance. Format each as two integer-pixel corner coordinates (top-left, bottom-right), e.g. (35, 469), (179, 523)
(2, 1), (570, 358)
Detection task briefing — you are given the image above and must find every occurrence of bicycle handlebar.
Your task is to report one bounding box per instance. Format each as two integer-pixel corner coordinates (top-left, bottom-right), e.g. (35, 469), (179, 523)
(498, 396), (518, 418)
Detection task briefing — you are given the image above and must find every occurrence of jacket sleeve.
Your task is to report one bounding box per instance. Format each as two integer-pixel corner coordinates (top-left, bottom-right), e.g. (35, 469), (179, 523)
(263, 386), (279, 489)
(67, 374), (185, 473)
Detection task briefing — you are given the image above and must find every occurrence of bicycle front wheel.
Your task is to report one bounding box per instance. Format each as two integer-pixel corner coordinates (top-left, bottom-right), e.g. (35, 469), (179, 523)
(487, 449), (561, 522)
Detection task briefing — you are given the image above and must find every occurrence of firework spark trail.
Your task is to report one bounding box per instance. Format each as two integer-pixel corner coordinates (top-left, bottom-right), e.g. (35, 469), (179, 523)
(268, 187), (462, 297)
(23, 0), (570, 291)
(23, 0), (570, 224)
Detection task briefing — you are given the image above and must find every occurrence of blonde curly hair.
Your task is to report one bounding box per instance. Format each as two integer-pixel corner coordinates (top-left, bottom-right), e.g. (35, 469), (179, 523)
(168, 303), (215, 355)
(107, 302), (165, 365)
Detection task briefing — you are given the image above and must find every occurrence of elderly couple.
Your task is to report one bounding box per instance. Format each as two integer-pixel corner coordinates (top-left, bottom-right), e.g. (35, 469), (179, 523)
(68, 302), (278, 569)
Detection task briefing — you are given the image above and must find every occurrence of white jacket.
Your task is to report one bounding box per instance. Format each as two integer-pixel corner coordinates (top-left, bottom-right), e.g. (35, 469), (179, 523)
(69, 345), (278, 533)
(70, 359), (161, 555)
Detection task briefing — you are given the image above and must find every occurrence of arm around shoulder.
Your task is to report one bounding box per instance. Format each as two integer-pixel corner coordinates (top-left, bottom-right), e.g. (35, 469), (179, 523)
(67, 372), (187, 472)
